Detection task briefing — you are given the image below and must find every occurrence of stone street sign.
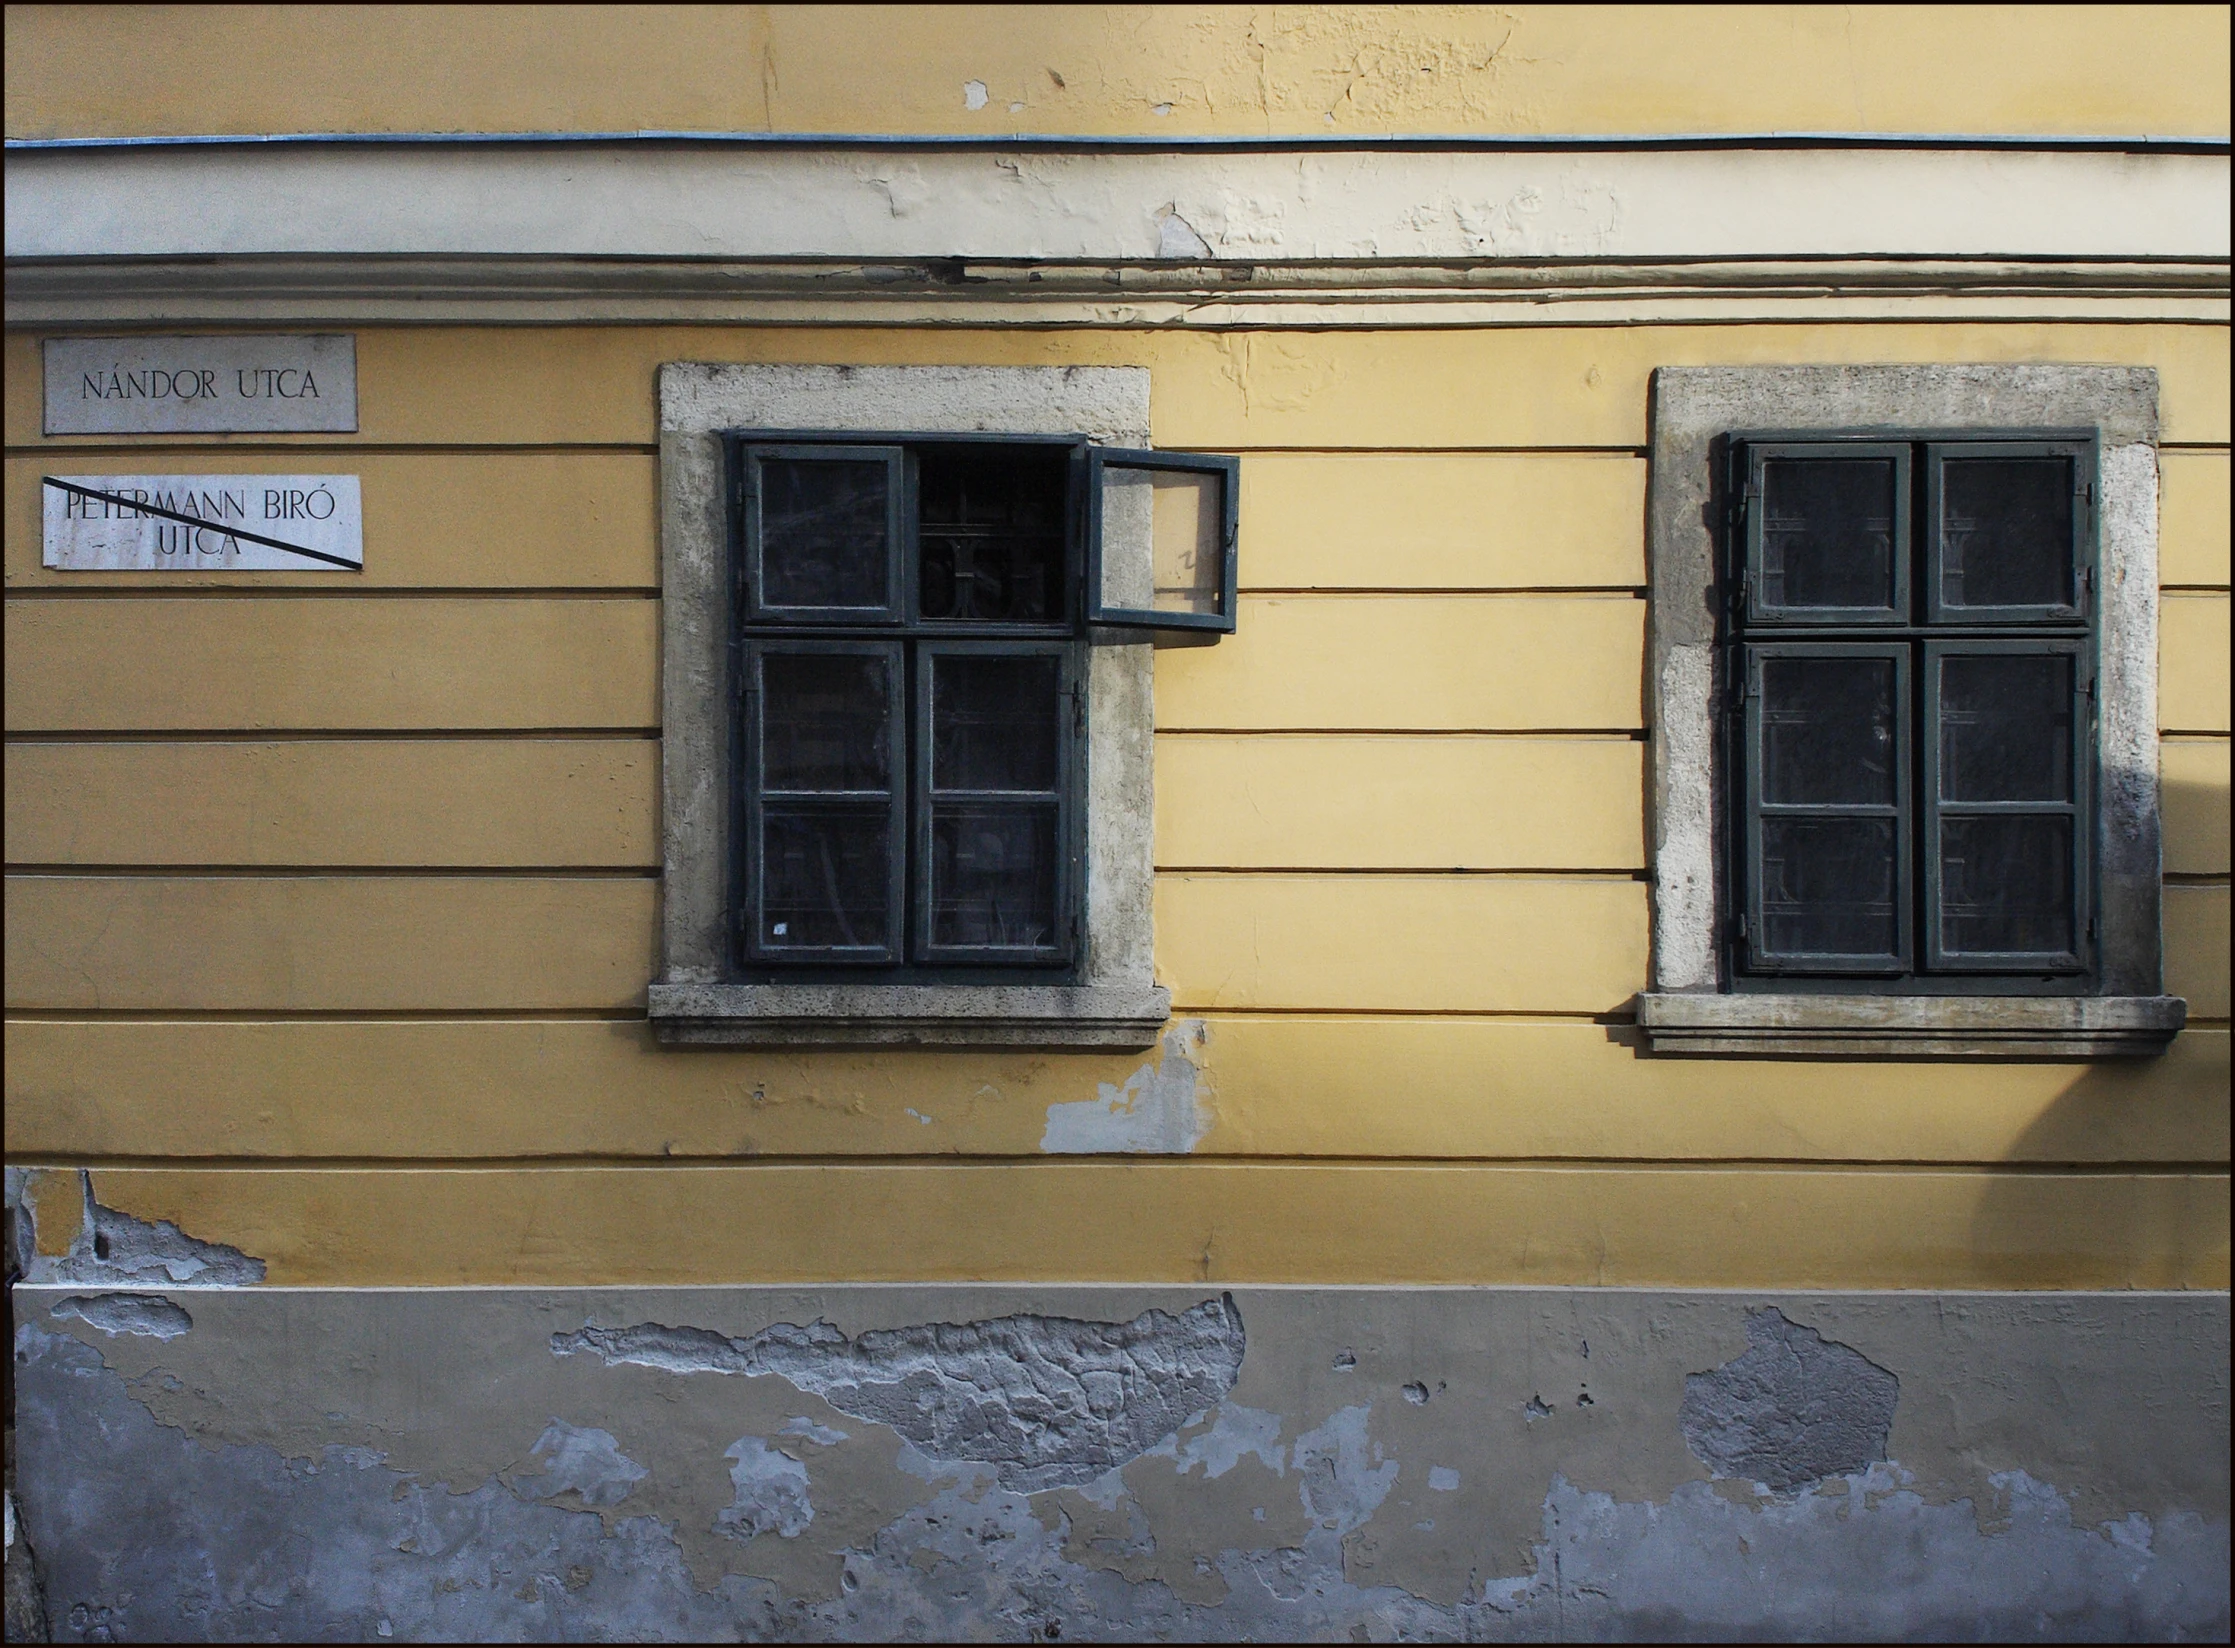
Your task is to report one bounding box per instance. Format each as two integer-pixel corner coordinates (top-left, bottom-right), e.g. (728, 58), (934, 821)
(42, 475), (364, 571)
(43, 335), (358, 434)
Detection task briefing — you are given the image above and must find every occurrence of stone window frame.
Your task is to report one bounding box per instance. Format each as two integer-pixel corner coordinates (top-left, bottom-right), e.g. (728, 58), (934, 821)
(647, 364), (1168, 1047)
(1637, 365), (2186, 1057)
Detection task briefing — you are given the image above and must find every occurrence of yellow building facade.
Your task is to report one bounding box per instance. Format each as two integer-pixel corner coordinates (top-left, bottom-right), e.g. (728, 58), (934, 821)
(5, 6), (2228, 1639)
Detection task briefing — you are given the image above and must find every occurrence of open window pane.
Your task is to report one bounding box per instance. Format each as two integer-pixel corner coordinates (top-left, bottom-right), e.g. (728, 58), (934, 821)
(762, 651), (894, 791)
(1759, 817), (1902, 960)
(1750, 447), (1907, 620)
(1761, 656), (1898, 806)
(932, 654), (1060, 792)
(1939, 815), (2076, 957)
(1087, 448), (1239, 633)
(929, 805), (1060, 950)
(917, 445), (1067, 624)
(1936, 453), (2075, 615)
(746, 446), (903, 619)
(1939, 654), (2074, 803)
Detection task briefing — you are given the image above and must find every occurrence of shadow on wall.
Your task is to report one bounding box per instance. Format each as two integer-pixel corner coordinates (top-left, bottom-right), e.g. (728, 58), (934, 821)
(1966, 1034), (2230, 1289)
(1969, 761), (2230, 1287)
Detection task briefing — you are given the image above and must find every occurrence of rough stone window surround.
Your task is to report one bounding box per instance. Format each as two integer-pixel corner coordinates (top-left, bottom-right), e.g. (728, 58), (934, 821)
(1637, 365), (2186, 1058)
(647, 364), (1169, 1047)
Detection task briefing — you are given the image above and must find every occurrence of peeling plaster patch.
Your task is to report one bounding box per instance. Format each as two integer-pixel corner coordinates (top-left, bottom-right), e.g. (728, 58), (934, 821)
(28, 1173), (265, 1287)
(1292, 1405), (1399, 1536)
(1428, 1467), (1460, 1492)
(778, 1418), (848, 1448)
(49, 1293), (192, 1340)
(512, 1422), (647, 1509)
(1681, 1307), (1899, 1491)
(1163, 1402), (1286, 1481)
(555, 1295), (1246, 1492)
(962, 80), (988, 111)
(1153, 204), (1214, 260)
(717, 1439), (813, 1541)
(1041, 1020), (1210, 1153)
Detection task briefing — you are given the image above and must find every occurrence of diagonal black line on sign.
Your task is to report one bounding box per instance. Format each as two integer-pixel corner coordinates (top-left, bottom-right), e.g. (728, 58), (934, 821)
(42, 476), (363, 569)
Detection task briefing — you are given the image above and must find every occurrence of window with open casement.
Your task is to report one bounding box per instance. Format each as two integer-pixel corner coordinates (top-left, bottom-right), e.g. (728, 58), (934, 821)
(1727, 435), (2097, 990)
(730, 432), (1236, 982)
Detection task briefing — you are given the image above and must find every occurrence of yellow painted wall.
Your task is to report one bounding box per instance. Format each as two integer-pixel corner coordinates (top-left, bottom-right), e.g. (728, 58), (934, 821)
(6, 5), (2229, 140)
(6, 316), (2227, 1288)
(3, 7), (2227, 1291)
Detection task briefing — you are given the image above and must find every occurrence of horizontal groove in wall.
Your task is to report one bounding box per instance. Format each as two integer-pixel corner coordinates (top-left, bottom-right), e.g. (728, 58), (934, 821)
(3, 587), (661, 601)
(10, 1154), (2227, 1175)
(1239, 585), (1647, 597)
(0, 865), (661, 879)
(4, 443), (662, 458)
(4, 1008), (661, 1024)
(7, 1008), (2225, 1029)
(1155, 727), (1650, 738)
(1154, 866), (1650, 879)
(1, 728), (667, 742)
(11, 314), (2231, 338)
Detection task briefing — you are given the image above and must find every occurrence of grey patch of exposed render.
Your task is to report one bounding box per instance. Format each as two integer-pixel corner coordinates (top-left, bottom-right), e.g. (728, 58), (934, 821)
(49, 1293), (192, 1340)
(717, 1439), (814, 1541)
(1291, 1406), (1400, 1536)
(27, 1172), (265, 1286)
(1681, 1307), (1899, 1491)
(554, 1295), (1247, 1492)
(16, 1312), (2231, 1641)
(1155, 1402), (1286, 1482)
(13, 1326), (772, 1642)
(778, 1417), (848, 1447)
(1042, 1019), (1210, 1153)
(510, 1421), (647, 1509)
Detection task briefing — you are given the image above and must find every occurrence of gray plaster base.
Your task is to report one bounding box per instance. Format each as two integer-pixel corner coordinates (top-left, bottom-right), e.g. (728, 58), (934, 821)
(13, 1285), (2229, 1642)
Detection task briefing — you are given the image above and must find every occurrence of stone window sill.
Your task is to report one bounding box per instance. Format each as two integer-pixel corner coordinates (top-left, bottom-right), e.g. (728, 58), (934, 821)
(1634, 993), (2187, 1058)
(647, 982), (1171, 1048)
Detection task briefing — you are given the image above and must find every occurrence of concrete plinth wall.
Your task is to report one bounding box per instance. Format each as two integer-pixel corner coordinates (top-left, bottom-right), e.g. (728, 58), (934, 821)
(13, 1284), (2229, 1641)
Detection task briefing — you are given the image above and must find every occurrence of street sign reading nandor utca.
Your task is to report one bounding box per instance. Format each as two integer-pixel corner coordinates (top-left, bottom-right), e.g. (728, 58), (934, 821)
(43, 476), (364, 571)
(44, 335), (357, 434)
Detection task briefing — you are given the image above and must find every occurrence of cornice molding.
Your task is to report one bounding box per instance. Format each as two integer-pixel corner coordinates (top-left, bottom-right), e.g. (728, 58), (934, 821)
(9, 255), (2228, 330)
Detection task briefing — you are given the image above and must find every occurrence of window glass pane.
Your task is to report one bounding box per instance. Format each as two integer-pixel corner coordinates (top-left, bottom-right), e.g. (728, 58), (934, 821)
(930, 805), (1059, 948)
(1760, 817), (1899, 957)
(1939, 654), (2073, 802)
(760, 458), (889, 609)
(1940, 815), (2075, 954)
(1940, 457), (2073, 610)
(931, 655), (1060, 792)
(1760, 457), (1897, 610)
(1761, 656), (1897, 806)
(1101, 467), (1224, 616)
(761, 652), (891, 791)
(761, 808), (890, 949)
(918, 447), (1066, 622)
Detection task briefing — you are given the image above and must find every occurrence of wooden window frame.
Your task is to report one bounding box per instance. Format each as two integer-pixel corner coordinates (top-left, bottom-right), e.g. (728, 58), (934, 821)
(1725, 431), (2099, 995)
(1637, 364), (2182, 1057)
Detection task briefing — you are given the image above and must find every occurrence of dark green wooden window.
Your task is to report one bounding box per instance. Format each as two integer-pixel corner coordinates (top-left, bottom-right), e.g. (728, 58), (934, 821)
(1727, 436), (2096, 987)
(728, 434), (1236, 978)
